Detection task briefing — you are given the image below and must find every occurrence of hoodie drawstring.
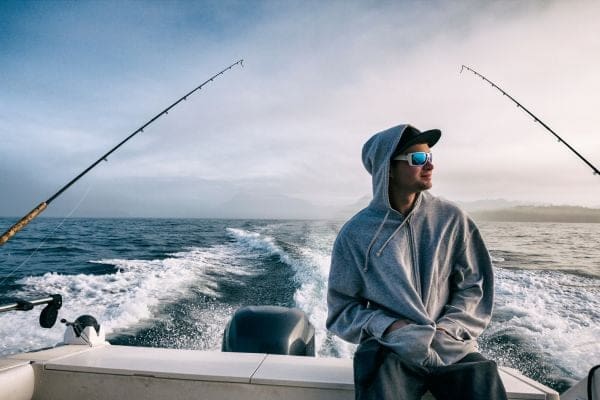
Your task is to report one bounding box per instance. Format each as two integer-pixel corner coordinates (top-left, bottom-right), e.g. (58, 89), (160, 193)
(376, 215), (411, 257)
(363, 210), (390, 272)
(375, 193), (423, 257)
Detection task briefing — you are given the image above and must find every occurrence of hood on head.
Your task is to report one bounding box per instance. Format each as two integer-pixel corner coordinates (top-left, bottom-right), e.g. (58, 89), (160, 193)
(361, 124), (410, 212)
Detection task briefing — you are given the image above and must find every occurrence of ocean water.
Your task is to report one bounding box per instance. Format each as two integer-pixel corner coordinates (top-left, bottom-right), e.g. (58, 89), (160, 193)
(0, 217), (598, 393)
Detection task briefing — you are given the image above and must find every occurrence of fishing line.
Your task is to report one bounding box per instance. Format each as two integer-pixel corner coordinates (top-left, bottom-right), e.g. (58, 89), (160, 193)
(460, 65), (600, 176)
(0, 185), (93, 288)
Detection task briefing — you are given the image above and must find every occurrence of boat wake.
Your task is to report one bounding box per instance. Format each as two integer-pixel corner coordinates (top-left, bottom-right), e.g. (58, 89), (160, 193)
(0, 243), (258, 356)
(481, 266), (600, 388)
(226, 227), (356, 358)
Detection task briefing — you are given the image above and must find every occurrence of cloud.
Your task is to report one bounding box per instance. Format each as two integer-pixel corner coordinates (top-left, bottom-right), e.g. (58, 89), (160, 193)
(1, 0), (599, 218)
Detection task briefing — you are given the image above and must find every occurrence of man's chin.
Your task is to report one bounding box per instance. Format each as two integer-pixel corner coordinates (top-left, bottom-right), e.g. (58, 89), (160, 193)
(418, 181), (433, 191)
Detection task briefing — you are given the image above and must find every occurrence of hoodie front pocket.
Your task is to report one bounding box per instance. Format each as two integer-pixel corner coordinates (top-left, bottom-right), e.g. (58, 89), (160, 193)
(431, 329), (476, 366)
(378, 324), (436, 367)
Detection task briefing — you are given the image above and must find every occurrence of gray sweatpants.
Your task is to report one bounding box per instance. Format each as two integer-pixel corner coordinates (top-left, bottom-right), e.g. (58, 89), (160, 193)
(354, 338), (508, 400)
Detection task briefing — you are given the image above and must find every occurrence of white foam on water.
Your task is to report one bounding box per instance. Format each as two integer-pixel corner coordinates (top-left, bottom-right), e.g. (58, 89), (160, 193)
(226, 228), (284, 259)
(227, 227), (356, 358)
(293, 244), (357, 358)
(0, 244), (257, 357)
(488, 267), (600, 379)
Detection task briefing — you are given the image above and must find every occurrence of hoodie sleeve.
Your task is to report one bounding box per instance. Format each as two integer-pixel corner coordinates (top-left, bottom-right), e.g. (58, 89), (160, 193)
(326, 234), (397, 343)
(433, 226), (494, 363)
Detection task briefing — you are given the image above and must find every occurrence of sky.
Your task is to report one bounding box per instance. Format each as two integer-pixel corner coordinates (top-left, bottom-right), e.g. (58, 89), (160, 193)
(1, 0), (599, 218)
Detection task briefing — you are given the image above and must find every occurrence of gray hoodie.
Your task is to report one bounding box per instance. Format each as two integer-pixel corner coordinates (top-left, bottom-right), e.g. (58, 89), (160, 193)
(326, 124), (494, 367)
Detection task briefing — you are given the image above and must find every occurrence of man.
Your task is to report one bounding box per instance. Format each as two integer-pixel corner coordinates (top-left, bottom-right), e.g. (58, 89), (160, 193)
(326, 124), (507, 399)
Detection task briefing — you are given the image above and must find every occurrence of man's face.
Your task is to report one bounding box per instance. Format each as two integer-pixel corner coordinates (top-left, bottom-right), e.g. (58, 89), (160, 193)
(389, 142), (434, 194)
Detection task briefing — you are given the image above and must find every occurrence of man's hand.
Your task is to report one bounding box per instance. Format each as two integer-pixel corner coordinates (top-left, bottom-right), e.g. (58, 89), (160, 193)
(383, 319), (412, 336)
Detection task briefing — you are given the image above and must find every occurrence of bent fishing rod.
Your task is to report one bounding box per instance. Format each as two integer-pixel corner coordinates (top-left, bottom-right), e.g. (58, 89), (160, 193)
(460, 65), (599, 176)
(0, 59), (244, 246)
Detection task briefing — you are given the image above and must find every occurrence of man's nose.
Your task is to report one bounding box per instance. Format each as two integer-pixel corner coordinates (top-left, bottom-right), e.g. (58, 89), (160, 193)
(423, 161), (434, 170)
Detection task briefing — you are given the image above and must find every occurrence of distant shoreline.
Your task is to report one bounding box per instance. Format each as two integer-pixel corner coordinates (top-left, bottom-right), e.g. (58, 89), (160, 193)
(470, 206), (600, 223)
(2, 205), (600, 223)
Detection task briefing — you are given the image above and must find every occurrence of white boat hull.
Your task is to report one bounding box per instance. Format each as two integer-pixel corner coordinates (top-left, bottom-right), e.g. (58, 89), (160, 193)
(0, 343), (560, 400)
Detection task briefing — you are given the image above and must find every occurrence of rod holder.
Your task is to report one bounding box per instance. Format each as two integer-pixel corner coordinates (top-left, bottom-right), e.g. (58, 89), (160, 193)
(0, 294), (63, 328)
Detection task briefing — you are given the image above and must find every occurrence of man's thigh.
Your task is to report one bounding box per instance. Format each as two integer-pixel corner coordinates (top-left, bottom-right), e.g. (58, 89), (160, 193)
(426, 352), (508, 400)
(354, 338), (428, 400)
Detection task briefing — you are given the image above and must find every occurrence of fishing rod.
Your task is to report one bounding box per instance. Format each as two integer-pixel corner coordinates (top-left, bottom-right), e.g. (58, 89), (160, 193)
(460, 65), (600, 176)
(0, 59), (244, 246)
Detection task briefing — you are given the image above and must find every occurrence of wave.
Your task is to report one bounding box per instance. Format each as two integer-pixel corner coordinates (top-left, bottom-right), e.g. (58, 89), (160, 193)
(483, 267), (600, 381)
(0, 244), (257, 357)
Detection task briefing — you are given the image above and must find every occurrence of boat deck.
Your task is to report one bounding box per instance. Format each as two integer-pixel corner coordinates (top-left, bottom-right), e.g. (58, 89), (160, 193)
(1, 344), (559, 400)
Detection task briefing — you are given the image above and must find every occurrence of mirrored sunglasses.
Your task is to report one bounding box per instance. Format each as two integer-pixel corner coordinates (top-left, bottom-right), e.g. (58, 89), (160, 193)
(393, 151), (433, 166)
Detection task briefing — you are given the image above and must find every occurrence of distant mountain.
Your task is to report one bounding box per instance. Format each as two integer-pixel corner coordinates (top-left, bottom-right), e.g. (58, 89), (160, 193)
(328, 196), (527, 220)
(211, 192), (377, 220)
(208, 192), (600, 222)
(212, 192), (326, 219)
(334, 196), (600, 223)
(453, 198), (531, 212)
(331, 195), (371, 219)
(470, 205), (600, 223)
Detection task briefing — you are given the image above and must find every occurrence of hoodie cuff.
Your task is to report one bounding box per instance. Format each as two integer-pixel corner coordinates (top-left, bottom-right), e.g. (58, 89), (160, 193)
(436, 319), (473, 342)
(366, 312), (398, 339)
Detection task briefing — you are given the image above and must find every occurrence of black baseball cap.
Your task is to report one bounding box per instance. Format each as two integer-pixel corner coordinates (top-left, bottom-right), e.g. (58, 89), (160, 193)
(393, 125), (441, 157)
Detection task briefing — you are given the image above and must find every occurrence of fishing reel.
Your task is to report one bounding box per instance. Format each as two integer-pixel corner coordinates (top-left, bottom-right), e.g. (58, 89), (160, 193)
(61, 314), (106, 346)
